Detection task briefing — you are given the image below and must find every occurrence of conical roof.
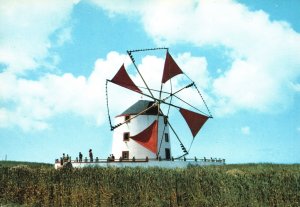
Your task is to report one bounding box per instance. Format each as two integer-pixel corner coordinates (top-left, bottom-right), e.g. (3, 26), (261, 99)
(118, 100), (161, 116)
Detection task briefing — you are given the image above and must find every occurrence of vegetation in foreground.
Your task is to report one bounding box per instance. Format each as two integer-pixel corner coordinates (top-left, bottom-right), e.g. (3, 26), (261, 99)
(0, 161), (299, 206)
(0, 160), (52, 168)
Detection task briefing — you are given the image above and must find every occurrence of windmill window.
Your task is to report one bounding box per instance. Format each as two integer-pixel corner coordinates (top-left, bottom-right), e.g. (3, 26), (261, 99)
(165, 133), (169, 142)
(123, 132), (130, 142)
(164, 116), (168, 125)
(125, 115), (130, 122)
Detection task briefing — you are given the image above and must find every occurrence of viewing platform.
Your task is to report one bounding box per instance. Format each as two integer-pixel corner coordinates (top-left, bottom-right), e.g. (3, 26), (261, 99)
(54, 156), (225, 169)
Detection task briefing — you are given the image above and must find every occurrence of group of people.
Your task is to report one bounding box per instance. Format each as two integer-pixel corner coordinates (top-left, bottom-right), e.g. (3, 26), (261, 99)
(78, 149), (93, 162)
(60, 149), (93, 164)
(60, 153), (70, 165)
(107, 154), (115, 162)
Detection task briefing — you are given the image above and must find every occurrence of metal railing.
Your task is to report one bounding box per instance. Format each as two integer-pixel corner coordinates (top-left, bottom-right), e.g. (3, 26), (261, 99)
(55, 156), (225, 165)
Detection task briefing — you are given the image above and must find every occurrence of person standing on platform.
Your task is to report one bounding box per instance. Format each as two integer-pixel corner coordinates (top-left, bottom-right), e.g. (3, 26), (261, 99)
(79, 152), (83, 162)
(89, 149), (93, 162)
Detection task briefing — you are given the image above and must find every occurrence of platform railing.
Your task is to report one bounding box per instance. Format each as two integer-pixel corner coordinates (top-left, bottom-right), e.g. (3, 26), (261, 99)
(55, 156), (225, 165)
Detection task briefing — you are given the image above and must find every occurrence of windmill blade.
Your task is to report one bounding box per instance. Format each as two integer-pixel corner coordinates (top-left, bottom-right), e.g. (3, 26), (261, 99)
(162, 51), (183, 84)
(130, 120), (158, 154)
(127, 50), (155, 98)
(110, 64), (142, 93)
(160, 49), (213, 119)
(179, 108), (209, 138)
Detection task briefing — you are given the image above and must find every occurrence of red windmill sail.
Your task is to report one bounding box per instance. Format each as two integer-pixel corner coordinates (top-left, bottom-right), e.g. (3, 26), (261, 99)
(111, 64), (142, 93)
(179, 108), (209, 138)
(130, 120), (158, 154)
(162, 51), (183, 83)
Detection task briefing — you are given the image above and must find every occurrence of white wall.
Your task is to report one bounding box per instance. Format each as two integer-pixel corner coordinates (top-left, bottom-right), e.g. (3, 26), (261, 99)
(111, 114), (171, 159)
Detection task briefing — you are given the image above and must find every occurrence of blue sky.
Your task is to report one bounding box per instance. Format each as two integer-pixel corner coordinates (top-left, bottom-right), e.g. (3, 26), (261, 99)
(0, 0), (300, 164)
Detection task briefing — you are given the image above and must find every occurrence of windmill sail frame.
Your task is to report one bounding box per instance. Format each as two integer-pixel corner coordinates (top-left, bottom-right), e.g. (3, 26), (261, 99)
(106, 48), (212, 159)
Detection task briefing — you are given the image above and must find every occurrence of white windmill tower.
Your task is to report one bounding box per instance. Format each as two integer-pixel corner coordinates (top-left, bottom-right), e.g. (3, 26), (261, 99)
(111, 100), (171, 160)
(106, 48), (213, 162)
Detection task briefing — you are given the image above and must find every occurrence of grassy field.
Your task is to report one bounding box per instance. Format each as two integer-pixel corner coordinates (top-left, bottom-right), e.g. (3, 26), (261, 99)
(0, 160), (52, 168)
(0, 161), (299, 206)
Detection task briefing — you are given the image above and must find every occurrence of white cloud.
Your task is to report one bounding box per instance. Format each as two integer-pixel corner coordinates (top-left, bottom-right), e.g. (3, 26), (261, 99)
(0, 52), (126, 130)
(297, 127), (300, 133)
(90, 0), (300, 116)
(0, 0), (78, 73)
(213, 60), (278, 114)
(0, 51), (157, 131)
(176, 52), (209, 90)
(241, 126), (250, 135)
(0, 108), (49, 131)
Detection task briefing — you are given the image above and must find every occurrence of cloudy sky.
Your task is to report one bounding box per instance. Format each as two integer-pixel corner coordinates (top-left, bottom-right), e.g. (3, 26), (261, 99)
(0, 0), (299, 164)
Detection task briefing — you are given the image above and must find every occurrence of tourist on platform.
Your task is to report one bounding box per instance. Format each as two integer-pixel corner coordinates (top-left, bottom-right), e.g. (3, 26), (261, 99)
(112, 154), (115, 161)
(79, 152), (83, 162)
(89, 149), (93, 162)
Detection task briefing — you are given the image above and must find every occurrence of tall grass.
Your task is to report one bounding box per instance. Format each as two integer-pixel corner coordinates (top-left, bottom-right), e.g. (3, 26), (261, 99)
(0, 163), (299, 206)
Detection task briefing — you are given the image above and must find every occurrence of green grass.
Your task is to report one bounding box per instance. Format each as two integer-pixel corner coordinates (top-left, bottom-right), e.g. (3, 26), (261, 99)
(0, 162), (299, 206)
(0, 160), (52, 168)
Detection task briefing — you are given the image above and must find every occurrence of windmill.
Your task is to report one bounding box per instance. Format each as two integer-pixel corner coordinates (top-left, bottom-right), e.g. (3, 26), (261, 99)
(106, 48), (212, 161)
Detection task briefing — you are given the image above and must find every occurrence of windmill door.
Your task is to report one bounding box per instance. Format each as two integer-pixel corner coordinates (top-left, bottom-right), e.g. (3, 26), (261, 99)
(122, 151), (129, 159)
(165, 148), (170, 160)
